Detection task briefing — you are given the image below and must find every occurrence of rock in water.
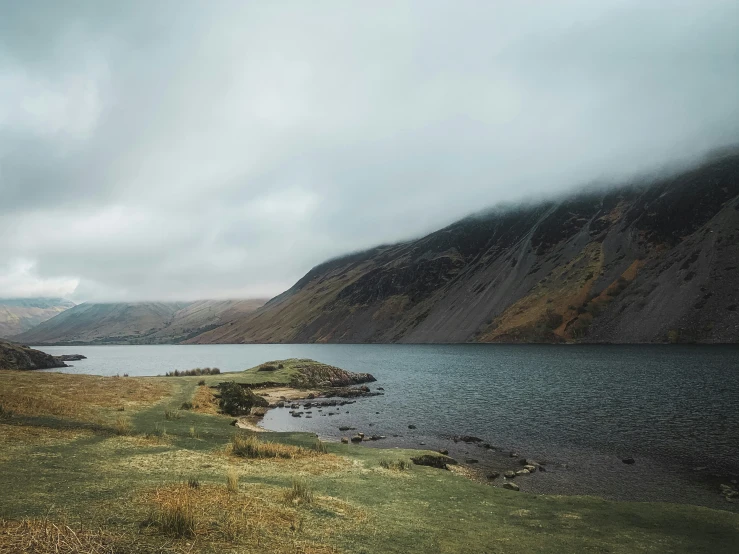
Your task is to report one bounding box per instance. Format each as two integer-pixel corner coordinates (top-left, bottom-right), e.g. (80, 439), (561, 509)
(622, 457), (636, 465)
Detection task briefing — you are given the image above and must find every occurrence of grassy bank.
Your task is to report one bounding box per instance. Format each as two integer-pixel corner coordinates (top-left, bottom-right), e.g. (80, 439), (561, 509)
(0, 364), (737, 553)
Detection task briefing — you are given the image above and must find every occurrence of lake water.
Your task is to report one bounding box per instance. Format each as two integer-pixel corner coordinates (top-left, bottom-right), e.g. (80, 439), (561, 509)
(37, 343), (739, 511)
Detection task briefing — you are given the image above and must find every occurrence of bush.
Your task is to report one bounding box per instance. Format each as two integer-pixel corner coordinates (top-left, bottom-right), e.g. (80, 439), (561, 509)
(180, 402), (193, 410)
(165, 367), (221, 377)
(284, 479), (313, 506)
(257, 364), (278, 372)
(217, 381), (268, 416)
(197, 379), (206, 386)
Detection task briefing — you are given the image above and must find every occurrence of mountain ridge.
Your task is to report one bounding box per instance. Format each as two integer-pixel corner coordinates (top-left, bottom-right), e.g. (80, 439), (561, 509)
(188, 151), (739, 344)
(0, 298), (76, 338)
(12, 299), (266, 345)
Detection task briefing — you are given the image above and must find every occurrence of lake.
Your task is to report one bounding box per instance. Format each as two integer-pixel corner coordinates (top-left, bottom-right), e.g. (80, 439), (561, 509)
(36, 343), (739, 511)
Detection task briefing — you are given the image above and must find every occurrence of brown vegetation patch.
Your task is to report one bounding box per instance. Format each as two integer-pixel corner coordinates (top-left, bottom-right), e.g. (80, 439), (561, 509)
(0, 372), (170, 422)
(141, 483), (355, 553)
(191, 384), (219, 415)
(0, 424), (93, 461)
(0, 518), (120, 554)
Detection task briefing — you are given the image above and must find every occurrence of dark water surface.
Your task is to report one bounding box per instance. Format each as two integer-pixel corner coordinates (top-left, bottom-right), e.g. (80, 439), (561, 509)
(38, 344), (739, 511)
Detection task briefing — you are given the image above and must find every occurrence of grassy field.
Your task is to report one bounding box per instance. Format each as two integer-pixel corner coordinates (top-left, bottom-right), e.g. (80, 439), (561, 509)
(0, 362), (738, 553)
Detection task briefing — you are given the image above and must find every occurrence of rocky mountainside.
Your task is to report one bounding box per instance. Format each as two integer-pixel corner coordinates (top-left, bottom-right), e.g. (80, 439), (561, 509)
(0, 339), (67, 370)
(0, 298), (75, 338)
(12, 299), (265, 345)
(189, 150), (739, 344)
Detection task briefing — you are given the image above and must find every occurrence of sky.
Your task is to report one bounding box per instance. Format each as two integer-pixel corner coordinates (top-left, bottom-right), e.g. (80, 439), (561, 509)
(1, 1), (738, 302)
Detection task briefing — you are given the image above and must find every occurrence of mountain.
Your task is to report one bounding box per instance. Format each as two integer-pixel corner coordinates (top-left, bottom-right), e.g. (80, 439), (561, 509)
(0, 298), (76, 338)
(189, 151), (739, 344)
(12, 299), (266, 345)
(0, 339), (67, 370)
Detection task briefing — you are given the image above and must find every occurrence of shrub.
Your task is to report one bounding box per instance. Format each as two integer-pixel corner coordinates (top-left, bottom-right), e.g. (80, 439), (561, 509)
(257, 364), (278, 372)
(165, 367), (221, 377)
(164, 409), (182, 420)
(284, 479), (313, 506)
(197, 379), (206, 386)
(146, 424), (167, 440)
(217, 381), (268, 416)
(180, 401), (193, 410)
(113, 416), (132, 436)
(226, 469), (239, 493)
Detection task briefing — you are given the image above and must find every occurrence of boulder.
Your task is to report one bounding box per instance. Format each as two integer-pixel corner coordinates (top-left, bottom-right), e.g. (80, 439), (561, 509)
(523, 465), (537, 473)
(487, 472), (500, 480)
(504, 471), (516, 479)
(502, 481), (520, 491)
(515, 469), (530, 476)
(350, 435), (363, 443)
(411, 454), (458, 470)
(454, 435), (483, 443)
(408, 425), (417, 429)
(341, 437), (349, 444)
(622, 457), (636, 465)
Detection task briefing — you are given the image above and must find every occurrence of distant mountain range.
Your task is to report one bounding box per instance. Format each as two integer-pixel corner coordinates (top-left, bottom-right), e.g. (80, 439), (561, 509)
(186, 150), (739, 344)
(11, 151), (739, 346)
(11, 299), (265, 345)
(0, 298), (76, 338)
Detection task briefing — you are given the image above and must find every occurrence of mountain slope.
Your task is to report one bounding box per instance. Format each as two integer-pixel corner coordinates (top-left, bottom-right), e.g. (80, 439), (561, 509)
(0, 339), (66, 370)
(12, 300), (266, 345)
(189, 151), (739, 344)
(0, 298), (75, 338)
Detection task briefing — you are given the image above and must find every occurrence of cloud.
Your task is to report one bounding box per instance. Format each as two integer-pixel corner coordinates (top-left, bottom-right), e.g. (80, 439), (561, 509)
(0, 0), (738, 301)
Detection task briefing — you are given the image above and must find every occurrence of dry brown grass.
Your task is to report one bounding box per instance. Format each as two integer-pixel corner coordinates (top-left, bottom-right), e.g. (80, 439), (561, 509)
(142, 483), (347, 553)
(0, 372), (170, 423)
(191, 384), (219, 415)
(229, 434), (322, 460)
(0, 518), (119, 554)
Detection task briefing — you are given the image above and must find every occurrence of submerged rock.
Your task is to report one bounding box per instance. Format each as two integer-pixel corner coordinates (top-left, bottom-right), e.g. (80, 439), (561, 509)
(622, 457), (636, 465)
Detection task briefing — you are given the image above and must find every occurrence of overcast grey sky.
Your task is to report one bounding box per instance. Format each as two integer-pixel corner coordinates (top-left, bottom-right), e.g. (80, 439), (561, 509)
(1, 1), (738, 302)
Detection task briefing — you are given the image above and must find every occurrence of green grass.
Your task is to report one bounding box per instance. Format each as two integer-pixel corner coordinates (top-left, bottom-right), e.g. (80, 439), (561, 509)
(0, 369), (737, 553)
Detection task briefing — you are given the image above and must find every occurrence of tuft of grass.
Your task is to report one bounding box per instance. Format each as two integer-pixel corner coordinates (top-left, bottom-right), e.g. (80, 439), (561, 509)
(314, 438), (328, 454)
(226, 469), (239, 493)
(0, 404), (13, 419)
(187, 477), (200, 489)
(113, 416), (132, 436)
(180, 401), (193, 410)
(379, 459), (411, 471)
(197, 379), (206, 386)
(189, 426), (199, 439)
(148, 489), (197, 538)
(164, 409), (181, 420)
(284, 479), (313, 506)
(230, 434), (310, 459)
(145, 423), (167, 442)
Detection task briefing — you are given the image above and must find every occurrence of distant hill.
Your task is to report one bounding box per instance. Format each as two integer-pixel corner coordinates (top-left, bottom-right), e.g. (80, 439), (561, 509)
(12, 299), (266, 345)
(0, 298), (75, 338)
(0, 339), (66, 370)
(188, 150), (739, 344)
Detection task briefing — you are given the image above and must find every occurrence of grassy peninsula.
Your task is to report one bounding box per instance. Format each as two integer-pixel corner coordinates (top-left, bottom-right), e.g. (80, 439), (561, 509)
(0, 360), (737, 553)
